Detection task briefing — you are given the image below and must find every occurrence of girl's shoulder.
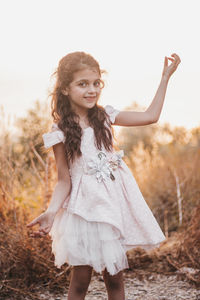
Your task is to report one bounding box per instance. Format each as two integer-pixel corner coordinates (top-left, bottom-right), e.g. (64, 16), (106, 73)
(42, 105), (120, 149)
(104, 105), (120, 125)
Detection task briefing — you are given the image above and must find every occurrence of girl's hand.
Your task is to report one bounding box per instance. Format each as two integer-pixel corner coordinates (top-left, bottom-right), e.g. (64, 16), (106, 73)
(26, 211), (56, 238)
(162, 53), (181, 80)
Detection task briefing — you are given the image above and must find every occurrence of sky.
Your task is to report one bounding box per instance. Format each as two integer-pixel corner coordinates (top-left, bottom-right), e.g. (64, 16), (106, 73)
(0, 0), (200, 133)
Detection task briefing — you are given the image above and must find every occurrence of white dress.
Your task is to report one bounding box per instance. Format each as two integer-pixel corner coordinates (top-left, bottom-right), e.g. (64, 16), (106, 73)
(42, 105), (166, 275)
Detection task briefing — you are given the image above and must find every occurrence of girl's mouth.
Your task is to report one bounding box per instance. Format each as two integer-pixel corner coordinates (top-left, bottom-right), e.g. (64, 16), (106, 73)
(84, 97), (96, 102)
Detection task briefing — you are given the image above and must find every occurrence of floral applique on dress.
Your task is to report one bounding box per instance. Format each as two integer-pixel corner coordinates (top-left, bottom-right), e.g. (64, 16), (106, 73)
(83, 150), (124, 183)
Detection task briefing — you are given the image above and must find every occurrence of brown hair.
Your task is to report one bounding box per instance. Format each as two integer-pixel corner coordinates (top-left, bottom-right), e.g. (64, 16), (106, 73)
(50, 51), (114, 163)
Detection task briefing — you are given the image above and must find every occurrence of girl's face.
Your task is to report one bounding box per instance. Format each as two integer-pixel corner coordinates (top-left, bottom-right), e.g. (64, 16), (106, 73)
(62, 68), (102, 114)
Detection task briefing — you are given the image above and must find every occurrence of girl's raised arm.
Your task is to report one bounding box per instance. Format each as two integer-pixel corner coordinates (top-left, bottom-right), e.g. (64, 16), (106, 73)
(114, 53), (181, 127)
(27, 143), (72, 237)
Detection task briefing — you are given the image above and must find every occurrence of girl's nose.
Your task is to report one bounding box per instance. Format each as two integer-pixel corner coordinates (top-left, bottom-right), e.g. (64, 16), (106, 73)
(88, 84), (96, 93)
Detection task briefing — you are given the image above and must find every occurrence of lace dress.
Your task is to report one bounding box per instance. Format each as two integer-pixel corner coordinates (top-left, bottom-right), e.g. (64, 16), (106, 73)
(42, 105), (166, 275)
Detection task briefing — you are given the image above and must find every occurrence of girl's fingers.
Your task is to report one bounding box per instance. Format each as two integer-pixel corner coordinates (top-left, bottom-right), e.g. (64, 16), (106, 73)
(30, 232), (45, 238)
(29, 229), (48, 238)
(27, 219), (39, 227)
(40, 227), (49, 234)
(171, 53), (179, 59)
(27, 214), (44, 227)
(171, 53), (181, 64)
(164, 57), (168, 65)
(29, 231), (41, 237)
(163, 53), (181, 78)
(167, 54), (181, 68)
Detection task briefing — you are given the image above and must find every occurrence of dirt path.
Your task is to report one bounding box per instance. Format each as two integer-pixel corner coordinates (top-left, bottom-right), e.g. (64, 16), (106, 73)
(39, 272), (200, 300)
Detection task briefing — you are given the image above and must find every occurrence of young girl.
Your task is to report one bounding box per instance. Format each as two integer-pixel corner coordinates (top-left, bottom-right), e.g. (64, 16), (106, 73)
(27, 51), (181, 300)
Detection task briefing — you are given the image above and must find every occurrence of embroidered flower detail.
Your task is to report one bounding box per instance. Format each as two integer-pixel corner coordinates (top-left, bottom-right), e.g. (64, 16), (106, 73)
(84, 150), (124, 183)
(108, 150), (124, 170)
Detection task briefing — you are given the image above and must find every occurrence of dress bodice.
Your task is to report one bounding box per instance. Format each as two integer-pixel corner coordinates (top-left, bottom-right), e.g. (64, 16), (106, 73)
(42, 105), (123, 183)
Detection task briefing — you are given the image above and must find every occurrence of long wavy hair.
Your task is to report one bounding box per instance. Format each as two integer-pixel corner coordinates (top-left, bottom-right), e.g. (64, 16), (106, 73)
(50, 51), (115, 164)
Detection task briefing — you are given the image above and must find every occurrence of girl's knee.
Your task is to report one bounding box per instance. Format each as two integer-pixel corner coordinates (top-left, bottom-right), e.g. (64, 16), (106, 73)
(71, 265), (93, 291)
(103, 269), (124, 290)
(68, 266), (93, 299)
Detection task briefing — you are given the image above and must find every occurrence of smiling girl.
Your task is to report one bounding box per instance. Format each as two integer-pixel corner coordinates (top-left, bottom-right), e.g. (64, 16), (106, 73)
(27, 51), (181, 300)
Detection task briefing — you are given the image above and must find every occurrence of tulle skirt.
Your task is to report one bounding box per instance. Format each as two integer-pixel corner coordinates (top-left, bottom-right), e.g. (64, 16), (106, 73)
(49, 208), (129, 275)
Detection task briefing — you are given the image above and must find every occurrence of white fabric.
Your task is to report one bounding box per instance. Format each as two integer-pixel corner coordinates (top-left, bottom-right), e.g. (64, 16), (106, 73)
(50, 209), (129, 275)
(104, 105), (120, 124)
(42, 104), (166, 275)
(42, 130), (65, 149)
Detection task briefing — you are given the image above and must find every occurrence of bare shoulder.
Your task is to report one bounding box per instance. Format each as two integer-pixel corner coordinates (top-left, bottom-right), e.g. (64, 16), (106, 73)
(114, 110), (156, 127)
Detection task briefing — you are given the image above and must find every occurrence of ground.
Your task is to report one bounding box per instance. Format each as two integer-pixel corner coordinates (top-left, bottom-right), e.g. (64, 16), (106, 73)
(37, 271), (200, 300)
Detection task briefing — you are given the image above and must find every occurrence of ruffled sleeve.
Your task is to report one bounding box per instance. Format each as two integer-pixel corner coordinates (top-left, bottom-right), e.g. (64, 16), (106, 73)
(104, 105), (120, 124)
(42, 123), (66, 149)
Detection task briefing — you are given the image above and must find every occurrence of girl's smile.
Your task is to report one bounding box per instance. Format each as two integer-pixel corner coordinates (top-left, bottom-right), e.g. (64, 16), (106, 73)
(84, 96), (97, 102)
(62, 68), (103, 115)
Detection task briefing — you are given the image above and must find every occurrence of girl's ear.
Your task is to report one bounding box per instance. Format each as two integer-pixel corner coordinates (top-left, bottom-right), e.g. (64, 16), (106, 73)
(61, 88), (69, 96)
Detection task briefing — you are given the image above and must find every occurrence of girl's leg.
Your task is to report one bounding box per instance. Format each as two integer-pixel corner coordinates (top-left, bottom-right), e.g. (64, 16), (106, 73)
(68, 265), (93, 300)
(102, 268), (125, 300)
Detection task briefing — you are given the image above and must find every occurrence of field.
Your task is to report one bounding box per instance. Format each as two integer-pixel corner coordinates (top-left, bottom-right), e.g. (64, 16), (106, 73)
(0, 102), (200, 299)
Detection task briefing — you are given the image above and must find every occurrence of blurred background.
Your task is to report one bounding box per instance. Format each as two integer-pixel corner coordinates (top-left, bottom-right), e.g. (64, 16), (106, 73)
(0, 0), (200, 131)
(0, 0), (200, 299)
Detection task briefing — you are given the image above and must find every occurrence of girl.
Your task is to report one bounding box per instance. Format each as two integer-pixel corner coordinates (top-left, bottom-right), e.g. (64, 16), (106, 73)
(27, 51), (181, 300)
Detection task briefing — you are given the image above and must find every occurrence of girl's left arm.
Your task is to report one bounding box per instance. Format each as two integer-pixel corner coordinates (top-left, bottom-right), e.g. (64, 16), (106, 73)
(114, 53), (181, 127)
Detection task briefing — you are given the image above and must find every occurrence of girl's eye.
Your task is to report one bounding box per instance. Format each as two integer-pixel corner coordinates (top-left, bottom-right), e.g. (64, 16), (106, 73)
(79, 82), (87, 87)
(78, 80), (104, 88)
(94, 81), (100, 87)
(94, 80), (104, 88)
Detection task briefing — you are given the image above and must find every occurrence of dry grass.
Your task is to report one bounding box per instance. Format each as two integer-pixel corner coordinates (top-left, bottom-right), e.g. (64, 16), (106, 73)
(127, 205), (200, 286)
(0, 214), (72, 299)
(165, 204), (200, 283)
(0, 105), (200, 298)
